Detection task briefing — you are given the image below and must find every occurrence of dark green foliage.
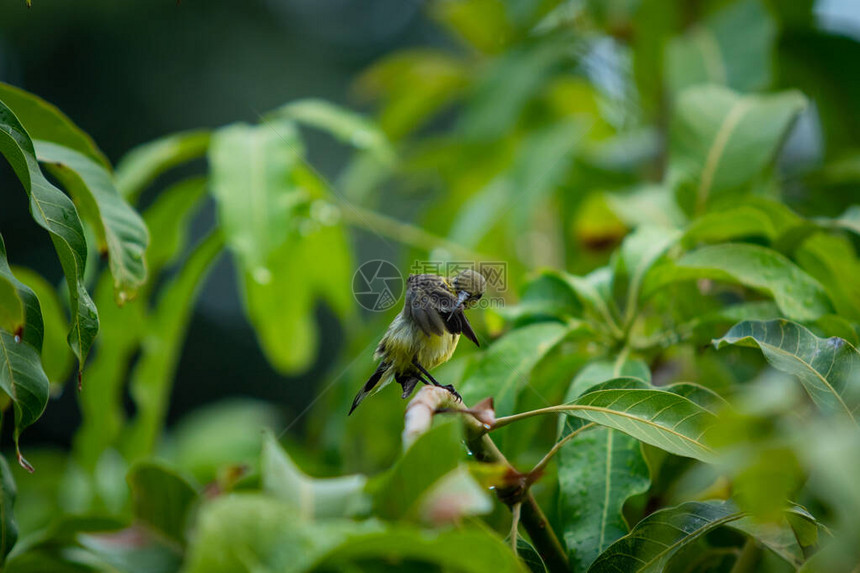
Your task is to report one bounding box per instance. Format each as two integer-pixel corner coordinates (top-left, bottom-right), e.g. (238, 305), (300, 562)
(1, 1), (859, 572)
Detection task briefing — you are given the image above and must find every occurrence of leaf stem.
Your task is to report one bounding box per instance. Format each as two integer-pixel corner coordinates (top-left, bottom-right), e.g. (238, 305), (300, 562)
(528, 422), (597, 478)
(493, 405), (578, 430)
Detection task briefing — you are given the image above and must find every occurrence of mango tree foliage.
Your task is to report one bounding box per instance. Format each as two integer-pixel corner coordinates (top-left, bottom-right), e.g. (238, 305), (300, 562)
(1, 1), (860, 573)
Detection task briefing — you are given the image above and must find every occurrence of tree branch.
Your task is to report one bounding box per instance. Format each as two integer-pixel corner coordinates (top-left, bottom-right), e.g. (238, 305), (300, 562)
(403, 387), (569, 573)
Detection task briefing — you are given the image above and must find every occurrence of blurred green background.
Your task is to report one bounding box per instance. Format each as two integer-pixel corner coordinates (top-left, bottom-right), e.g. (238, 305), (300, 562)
(0, 0), (440, 447)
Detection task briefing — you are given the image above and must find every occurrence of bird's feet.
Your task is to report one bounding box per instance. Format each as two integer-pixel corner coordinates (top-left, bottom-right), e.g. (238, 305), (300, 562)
(442, 384), (462, 402)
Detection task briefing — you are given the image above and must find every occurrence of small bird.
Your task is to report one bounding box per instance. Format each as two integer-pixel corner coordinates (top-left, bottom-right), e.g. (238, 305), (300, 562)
(349, 269), (486, 414)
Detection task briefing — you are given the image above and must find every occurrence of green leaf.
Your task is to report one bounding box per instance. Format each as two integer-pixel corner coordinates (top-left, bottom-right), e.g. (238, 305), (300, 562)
(588, 501), (744, 573)
(681, 198), (803, 246)
(372, 418), (463, 521)
(669, 85), (805, 215)
(714, 319), (860, 419)
(209, 121), (305, 274)
(36, 141), (149, 303)
(611, 226), (681, 326)
(666, 0), (776, 94)
(183, 494), (524, 573)
(559, 268), (620, 335)
(1, 231), (44, 350)
(9, 268), (74, 387)
(653, 243), (832, 322)
(270, 99), (394, 164)
(210, 122), (355, 373)
(261, 431), (367, 520)
(140, 177), (209, 276)
(0, 276), (24, 337)
(356, 49), (468, 138)
(459, 42), (565, 140)
(122, 232), (224, 459)
(0, 331), (50, 471)
(314, 522), (524, 573)
(559, 359), (651, 572)
(0, 82), (110, 169)
(114, 130), (210, 202)
(497, 270), (585, 325)
(795, 233), (860, 321)
(560, 426), (650, 572)
(0, 99), (99, 369)
(168, 400), (282, 484)
(563, 378), (718, 462)
(127, 462), (198, 546)
(461, 322), (569, 417)
(0, 456), (18, 565)
(242, 200), (353, 374)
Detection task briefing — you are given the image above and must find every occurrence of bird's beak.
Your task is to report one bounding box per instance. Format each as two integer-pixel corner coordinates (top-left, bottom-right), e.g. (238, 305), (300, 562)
(456, 290), (469, 309)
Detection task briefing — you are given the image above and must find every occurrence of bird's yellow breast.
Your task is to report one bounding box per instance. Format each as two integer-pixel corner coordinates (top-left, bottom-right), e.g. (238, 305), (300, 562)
(376, 313), (460, 374)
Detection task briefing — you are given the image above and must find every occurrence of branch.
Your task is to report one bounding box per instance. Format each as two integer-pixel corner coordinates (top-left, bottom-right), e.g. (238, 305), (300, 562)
(334, 200), (490, 262)
(403, 387), (569, 573)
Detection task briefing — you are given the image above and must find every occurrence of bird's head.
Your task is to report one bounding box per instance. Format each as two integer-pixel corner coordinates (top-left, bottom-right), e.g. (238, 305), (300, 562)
(452, 269), (486, 309)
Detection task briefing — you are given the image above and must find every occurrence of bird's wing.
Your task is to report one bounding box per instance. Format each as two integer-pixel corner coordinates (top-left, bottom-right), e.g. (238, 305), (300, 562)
(405, 274), (479, 346)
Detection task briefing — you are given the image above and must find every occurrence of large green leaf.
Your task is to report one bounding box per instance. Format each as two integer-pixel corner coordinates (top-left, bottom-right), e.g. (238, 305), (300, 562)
(115, 130), (210, 202)
(372, 418), (462, 521)
(562, 378), (718, 462)
(648, 243), (832, 322)
(666, 0), (775, 94)
(714, 320), (860, 419)
(182, 494), (524, 573)
(588, 501), (743, 573)
(210, 122), (352, 373)
(261, 431), (367, 520)
(669, 85), (805, 215)
(0, 456), (18, 565)
(558, 359), (652, 572)
(0, 331), (50, 471)
(36, 141), (149, 303)
(122, 232), (224, 459)
(0, 82), (110, 168)
(127, 462), (198, 546)
(209, 121), (305, 274)
(460, 322), (568, 417)
(0, 99), (99, 369)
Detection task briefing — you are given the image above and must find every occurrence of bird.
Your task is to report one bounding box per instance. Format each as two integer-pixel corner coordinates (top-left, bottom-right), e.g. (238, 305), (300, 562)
(349, 268), (486, 415)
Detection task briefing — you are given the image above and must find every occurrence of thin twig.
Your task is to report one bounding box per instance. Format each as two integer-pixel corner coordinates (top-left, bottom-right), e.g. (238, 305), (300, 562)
(528, 422), (597, 478)
(334, 199), (490, 262)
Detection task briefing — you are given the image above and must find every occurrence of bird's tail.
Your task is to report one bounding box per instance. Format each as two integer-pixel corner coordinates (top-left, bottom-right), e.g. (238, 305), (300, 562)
(349, 362), (389, 415)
